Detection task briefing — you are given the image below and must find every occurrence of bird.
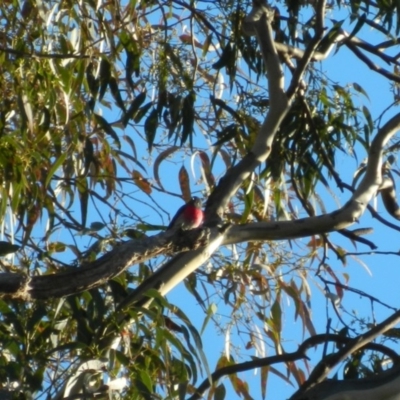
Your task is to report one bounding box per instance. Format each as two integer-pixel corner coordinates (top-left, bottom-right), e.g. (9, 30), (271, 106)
(167, 197), (203, 231)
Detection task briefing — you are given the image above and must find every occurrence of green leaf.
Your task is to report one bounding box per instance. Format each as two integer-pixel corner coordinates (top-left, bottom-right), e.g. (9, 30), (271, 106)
(270, 298), (282, 333)
(362, 105), (374, 132)
(212, 42), (233, 70)
(77, 177), (88, 228)
(348, 13), (366, 37)
(214, 383), (226, 400)
(202, 33), (213, 58)
(122, 91), (146, 127)
(214, 124), (240, 146)
(144, 108), (158, 152)
(126, 51), (140, 87)
(181, 92), (195, 146)
(139, 370), (154, 393)
(84, 137), (94, 174)
(134, 101), (153, 123)
(99, 58), (111, 101)
(85, 62), (99, 98)
(45, 152), (68, 187)
(109, 77), (126, 112)
(48, 242), (67, 253)
(90, 222), (106, 231)
(200, 303), (217, 335)
(210, 96), (243, 124)
(353, 82), (370, 100)
(0, 241), (20, 256)
(168, 94), (182, 138)
(94, 114), (120, 146)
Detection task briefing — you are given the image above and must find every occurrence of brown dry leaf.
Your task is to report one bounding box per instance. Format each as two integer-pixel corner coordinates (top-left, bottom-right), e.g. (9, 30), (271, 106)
(132, 170), (152, 194)
(197, 151), (215, 189)
(178, 166), (191, 201)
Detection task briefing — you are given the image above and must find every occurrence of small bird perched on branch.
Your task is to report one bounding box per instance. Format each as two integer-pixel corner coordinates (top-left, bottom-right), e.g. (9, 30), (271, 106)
(167, 197), (203, 231)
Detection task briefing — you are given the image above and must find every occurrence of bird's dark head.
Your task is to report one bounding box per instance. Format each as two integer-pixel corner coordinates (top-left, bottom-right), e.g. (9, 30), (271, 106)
(191, 197), (202, 209)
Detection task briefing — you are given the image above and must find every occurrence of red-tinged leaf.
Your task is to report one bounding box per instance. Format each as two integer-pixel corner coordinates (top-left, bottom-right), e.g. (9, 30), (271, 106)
(335, 283), (344, 300)
(144, 108), (158, 151)
(261, 366), (269, 400)
(307, 236), (323, 248)
(300, 300), (317, 337)
(197, 151), (215, 189)
(269, 366), (294, 386)
(228, 374), (251, 399)
(153, 146), (179, 190)
(132, 170), (152, 194)
(179, 33), (200, 47)
(245, 340), (253, 350)
(287, 362), (306, 386)
(218, 148), (232, 169)
(325, 264), (344, 299)
(178, 166), (191, 201)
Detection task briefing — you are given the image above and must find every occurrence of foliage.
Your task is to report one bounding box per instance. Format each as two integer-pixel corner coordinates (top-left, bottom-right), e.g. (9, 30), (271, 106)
(1, 0), (400, 399)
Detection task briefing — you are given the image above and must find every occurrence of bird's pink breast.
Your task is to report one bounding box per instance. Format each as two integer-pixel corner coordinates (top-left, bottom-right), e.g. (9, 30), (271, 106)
(183, 207), (203, 228)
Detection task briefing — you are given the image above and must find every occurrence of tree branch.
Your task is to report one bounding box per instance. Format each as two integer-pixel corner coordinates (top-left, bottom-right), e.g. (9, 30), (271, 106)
(189, 333), (400, 400)
(0, 228), (209, 300)
(292, 309), (400, 399)
(205, 2), (289, 223)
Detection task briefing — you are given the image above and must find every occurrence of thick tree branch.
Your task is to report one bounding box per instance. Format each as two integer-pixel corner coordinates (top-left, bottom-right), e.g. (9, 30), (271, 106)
(189, 332), (400, 400)
(0, 229), (209, 300)
(1, 111), (400, 301)
(291, 309), (400, 399)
